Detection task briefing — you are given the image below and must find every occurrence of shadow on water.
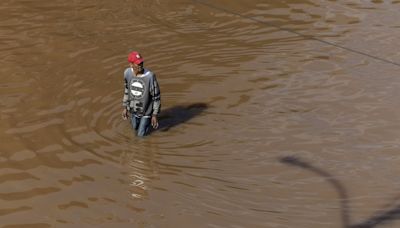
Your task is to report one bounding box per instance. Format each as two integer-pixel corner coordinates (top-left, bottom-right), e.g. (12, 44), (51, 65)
(280, 156), (400, 228)
(351, 206), (400, 228)
(156, 103), (208, 132)
(280, 156), (351, 227)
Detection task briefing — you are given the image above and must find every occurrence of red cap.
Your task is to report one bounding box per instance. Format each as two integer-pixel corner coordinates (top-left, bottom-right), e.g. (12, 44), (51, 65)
(128, 51), (144, 64)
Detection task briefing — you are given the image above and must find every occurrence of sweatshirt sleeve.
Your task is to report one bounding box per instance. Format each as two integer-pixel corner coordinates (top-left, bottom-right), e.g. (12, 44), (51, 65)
(151, 74), (161, 115)
(122, 69), (130, 108)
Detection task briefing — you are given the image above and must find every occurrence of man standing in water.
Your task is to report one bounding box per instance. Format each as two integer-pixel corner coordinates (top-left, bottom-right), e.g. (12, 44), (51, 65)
(122, 51), (161, 136)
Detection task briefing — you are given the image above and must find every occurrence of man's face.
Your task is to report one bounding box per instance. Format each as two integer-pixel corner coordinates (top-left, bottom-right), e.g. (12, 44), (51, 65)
(131, 62), (144, 74)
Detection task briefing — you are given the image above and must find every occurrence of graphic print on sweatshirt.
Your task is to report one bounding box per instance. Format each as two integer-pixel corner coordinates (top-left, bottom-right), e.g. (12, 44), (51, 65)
(130, 78), (145, 99)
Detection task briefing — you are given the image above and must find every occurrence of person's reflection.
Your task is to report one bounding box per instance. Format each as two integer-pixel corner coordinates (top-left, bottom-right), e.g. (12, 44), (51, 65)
(124, 139), (160, 199)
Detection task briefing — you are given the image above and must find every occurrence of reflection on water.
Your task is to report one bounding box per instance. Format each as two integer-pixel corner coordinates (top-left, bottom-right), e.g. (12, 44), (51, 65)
(1, 0), (400, 227)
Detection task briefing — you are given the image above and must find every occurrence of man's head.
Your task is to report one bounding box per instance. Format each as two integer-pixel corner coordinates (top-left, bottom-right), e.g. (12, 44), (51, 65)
(128, 51), (144, 74)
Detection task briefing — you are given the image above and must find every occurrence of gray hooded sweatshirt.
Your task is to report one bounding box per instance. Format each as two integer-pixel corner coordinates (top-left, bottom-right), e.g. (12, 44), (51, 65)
(122, 68), (161, 117)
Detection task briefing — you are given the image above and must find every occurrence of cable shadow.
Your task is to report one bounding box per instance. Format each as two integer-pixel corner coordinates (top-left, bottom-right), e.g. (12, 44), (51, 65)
(280, 156), (351, 228)
(280, 156), (400, 228)
(351, 205), (400, 228)
(155, 103), (209, 132)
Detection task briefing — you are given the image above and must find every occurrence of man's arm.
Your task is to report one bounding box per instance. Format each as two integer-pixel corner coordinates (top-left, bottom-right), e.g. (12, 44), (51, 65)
(151, 74), (161, 128)
(122, 71), (130, 120)
(151, 74), (161, 116)
(122, 78), (129, 108)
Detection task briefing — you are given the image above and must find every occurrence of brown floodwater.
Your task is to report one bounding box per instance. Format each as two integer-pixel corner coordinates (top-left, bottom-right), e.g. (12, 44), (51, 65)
(2, 0), (400, 227)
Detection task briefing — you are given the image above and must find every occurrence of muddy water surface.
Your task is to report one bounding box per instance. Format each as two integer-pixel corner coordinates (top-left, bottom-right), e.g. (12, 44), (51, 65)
(2, 0), (400, 227)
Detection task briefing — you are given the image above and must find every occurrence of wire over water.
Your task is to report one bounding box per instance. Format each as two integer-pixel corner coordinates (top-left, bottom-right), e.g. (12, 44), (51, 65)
(192, 0), (400, 68)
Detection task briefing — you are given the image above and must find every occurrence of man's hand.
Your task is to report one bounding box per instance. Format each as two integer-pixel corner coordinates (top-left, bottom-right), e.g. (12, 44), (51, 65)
(122, 109), (129, 120)
(151, 115), (159, 129)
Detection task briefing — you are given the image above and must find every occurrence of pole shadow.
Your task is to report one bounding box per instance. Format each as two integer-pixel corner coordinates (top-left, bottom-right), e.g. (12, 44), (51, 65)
(153, 103), (208, 133)
(280, 156), (400, 228)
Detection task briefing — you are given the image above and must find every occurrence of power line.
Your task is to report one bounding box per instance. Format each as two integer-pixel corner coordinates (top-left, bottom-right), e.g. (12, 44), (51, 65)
(192, 0), (400, 68)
